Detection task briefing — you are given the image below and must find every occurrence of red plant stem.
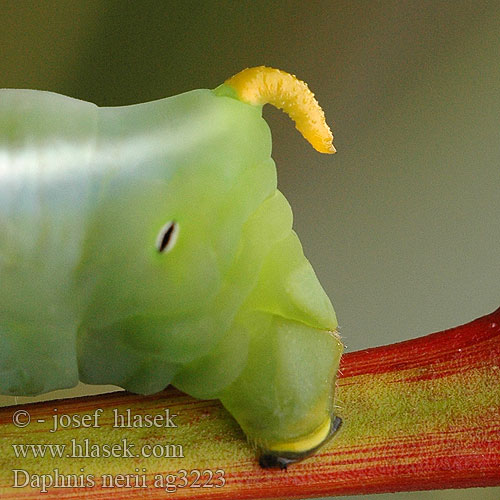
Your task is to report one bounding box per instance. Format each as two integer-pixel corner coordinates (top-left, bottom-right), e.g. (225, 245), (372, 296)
(0, 308), (499, 499)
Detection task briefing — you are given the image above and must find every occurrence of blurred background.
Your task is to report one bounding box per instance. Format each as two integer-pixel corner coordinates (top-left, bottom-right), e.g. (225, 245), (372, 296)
(0, 1), (499, 498)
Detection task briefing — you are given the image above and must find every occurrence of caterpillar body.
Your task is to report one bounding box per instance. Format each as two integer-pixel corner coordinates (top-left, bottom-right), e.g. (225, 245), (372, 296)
(0, 67), (343, 467)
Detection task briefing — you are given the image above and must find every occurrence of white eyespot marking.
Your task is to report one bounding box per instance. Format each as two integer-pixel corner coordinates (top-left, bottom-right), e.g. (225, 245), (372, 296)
(156, 221), (179, 253)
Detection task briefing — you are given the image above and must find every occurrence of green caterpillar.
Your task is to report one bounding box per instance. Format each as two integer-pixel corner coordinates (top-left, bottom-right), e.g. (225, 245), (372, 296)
(0, 67), (343, 467)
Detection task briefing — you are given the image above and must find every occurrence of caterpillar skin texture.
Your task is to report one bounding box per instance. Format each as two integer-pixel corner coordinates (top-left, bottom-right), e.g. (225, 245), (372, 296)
(0, 68), (343, 463)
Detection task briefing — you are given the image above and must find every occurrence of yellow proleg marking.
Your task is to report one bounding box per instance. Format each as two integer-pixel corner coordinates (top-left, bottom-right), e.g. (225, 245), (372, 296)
(225, 66), (335, 154)
(267, 417), (332, 454)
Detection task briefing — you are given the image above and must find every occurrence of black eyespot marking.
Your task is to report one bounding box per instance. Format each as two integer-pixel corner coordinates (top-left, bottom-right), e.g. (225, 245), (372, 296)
(156, 221), (178, 253)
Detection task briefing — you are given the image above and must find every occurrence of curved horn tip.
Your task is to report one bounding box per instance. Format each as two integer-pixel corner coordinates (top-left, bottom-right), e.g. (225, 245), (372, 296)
(225, 66), (336, 155)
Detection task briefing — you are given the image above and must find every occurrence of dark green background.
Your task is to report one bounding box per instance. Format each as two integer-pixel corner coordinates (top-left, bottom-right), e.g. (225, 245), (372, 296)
(1, 2), (499, 499)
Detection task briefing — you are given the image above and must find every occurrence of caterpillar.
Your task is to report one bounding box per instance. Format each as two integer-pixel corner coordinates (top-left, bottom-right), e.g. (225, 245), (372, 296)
(0, 67), (343, 468)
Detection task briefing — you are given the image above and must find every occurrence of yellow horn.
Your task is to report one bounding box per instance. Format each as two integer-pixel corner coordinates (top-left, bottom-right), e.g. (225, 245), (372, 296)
(225, 66), (335, 154)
